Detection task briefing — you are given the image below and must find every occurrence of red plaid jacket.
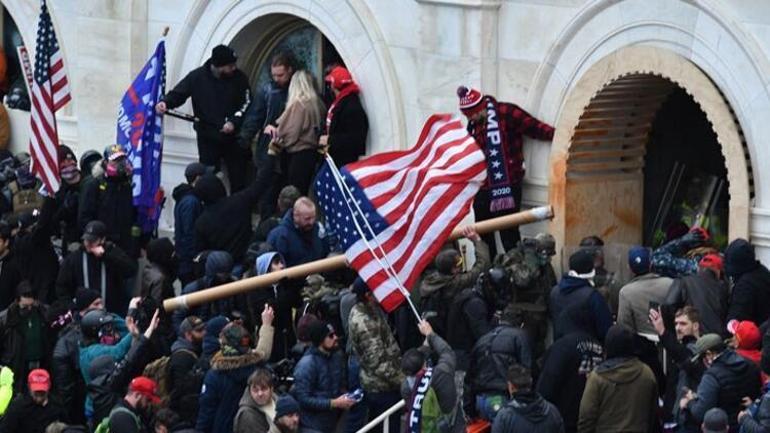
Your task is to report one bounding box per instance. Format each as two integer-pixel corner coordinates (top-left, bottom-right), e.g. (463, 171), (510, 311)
(468, 97), (554, 188)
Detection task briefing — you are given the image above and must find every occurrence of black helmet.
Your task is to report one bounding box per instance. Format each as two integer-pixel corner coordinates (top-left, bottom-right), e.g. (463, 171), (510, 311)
(81, 309), (113, 339)
(79, 150), (102, 175)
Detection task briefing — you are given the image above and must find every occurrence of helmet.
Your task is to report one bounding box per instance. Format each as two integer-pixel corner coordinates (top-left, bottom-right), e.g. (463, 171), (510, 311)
(80, 150), (102, 175)
(81, 309), (113, 339)
(534, 233), (556, 256)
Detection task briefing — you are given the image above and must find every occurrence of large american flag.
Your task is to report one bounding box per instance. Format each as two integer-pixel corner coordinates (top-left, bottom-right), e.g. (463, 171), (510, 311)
(29, 0), (71, 194)
(315, 114), (487, 312)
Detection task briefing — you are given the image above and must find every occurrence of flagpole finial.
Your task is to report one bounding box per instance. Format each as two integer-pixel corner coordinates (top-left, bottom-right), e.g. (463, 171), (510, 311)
(162, 26), (169, 37)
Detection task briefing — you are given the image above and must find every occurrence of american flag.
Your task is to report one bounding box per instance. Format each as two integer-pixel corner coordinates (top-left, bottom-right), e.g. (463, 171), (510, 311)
(315, 114), (487, 312)
(29, 0), (71, 194)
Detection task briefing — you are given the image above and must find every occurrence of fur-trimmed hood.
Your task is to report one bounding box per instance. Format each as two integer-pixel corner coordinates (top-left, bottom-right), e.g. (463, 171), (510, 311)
(210, 350), (264, 371)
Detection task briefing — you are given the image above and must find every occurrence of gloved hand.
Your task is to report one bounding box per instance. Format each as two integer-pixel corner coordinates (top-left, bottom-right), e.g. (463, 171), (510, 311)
(681, 227), (709, 245)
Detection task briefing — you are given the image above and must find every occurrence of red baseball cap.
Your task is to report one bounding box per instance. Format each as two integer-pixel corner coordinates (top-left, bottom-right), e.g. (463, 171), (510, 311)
(28, 369), (50, 392)
(129, 376), (161, 404)
(728, 320), (761, 350)
(699, 253), (724, 273)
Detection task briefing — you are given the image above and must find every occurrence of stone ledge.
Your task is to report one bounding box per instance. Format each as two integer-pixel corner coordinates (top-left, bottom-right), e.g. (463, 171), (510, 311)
(415, 0), (502, 9)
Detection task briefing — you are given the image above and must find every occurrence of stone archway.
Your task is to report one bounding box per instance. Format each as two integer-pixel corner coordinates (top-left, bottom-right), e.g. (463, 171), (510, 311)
(549, 46), (752, 250)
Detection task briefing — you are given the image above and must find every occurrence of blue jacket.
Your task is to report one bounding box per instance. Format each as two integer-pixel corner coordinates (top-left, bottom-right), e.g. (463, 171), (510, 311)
(549, 275), (612, 342)
(173, 183), (202, 277)
(196, 351), (263, 433)
(291, 347), (345, 432)
(267, 211), (328, 267)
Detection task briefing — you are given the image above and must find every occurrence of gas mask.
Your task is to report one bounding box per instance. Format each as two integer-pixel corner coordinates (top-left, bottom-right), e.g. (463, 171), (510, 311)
(105, 157), (133, 179)
(98, 324), (119, 345)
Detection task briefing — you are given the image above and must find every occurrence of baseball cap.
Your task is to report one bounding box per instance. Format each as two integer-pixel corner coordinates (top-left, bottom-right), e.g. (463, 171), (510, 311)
(82, 220), (107, 241)
(727, 320), (761, 350)
(627, 246), (651, 275)
(129, 376), (161, 404)
(179, 316), (205, 335)
(691, 333), (724, 361)
(702, 407), (728, 433)
(184, 162), (208, 180)
(28, 368), (51, 392)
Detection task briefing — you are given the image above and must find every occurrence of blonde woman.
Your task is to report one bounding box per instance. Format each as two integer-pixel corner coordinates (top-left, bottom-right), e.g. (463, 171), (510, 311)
(265, 70), (326, 194)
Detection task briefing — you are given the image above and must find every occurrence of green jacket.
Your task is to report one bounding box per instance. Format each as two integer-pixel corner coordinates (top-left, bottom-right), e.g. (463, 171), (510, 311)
(349, 301), (403, 392)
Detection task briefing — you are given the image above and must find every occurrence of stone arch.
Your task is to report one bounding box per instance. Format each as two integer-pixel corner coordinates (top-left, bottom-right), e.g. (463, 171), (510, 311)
(167, 0), (405, 154)
(549, 45), (751, 250)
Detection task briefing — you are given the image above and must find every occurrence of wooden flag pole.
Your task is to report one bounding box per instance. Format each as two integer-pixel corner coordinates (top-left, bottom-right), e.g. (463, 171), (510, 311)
(163, 205), (554, 312)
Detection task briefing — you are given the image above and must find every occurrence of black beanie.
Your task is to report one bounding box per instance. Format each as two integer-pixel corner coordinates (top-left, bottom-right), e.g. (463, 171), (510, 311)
(569, 249), (595, 275)
(75, 288), (100, 311)
(309, 321), (334, 347)
(604, 324), (636, 359)
(211, 45), (237, 67)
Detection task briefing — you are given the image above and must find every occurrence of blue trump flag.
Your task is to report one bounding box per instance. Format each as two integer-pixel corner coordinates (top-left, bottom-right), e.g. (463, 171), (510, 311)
(116, 39), (166, 234)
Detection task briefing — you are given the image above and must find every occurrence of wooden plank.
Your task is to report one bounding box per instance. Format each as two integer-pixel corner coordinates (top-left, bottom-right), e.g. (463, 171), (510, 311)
(568, 159), (645, 172)
(572, 125), (651, 138)
(569, 147), (647, 160)
(571, 134), (649, 146)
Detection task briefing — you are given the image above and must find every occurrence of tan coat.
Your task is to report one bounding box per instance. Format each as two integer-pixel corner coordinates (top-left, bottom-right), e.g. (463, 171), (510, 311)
(274, 100), (324, 153)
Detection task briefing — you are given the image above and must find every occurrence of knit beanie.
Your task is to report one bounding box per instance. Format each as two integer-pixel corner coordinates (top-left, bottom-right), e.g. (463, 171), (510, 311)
(569, 249), (595, 277)
(457, 86), (484, 116)
(275, 395), (300, 419)
(308, 321), (335, 347)
(210, 45), (237, 67)
(724, 239), (759, 278)
(220, 322), (251, 356)
(74, 288), (100, 311)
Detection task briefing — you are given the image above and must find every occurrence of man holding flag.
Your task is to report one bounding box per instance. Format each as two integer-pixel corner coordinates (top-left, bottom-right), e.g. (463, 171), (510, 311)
(28, 0), (71, 195)
(116, 35), (166, 236)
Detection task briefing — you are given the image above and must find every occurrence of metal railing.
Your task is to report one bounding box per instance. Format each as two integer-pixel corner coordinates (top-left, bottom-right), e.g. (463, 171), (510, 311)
(356, 399), (405, 433)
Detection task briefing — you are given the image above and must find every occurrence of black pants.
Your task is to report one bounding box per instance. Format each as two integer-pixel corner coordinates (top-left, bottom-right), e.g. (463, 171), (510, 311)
(197, 134), (249, 192)
(285, 149), (320, 195)
(473, 183), (523, 254)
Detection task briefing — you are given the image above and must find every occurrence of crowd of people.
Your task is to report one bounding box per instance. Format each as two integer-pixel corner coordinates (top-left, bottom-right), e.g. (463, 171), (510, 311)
(0, 42), (762, 433)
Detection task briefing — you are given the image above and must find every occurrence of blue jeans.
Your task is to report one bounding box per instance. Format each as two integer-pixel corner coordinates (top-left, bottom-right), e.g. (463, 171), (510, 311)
(475, 393), (507, 422)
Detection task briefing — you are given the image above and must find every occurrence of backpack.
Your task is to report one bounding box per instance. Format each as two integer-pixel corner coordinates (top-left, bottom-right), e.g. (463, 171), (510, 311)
(9, 181), (42, 216)
(142, 356), (173, 405)
(93, 406), (139, 433)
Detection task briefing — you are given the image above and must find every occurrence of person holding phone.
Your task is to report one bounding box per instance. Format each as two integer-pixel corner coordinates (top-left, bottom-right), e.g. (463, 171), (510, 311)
(617, 246), (672, 335)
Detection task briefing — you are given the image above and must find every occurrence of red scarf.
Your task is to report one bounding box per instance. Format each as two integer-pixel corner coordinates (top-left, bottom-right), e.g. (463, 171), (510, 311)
(325, 84), (360, 131)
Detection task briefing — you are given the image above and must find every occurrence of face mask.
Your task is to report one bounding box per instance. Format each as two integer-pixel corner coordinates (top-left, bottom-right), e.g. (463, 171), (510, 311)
(105, 159), (133, 178)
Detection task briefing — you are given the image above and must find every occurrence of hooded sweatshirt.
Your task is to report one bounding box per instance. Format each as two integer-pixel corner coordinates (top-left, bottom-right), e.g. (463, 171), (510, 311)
(174, 251), (236, 327)
(577, 325), (658, 433)
(233, 389), (278, 433)
(491, 391), (565, 433)
(173, 183), (203, 278)
(549, 275), (613, 342)
(537, 305), (603, 433)
(726, 239), (770, 325)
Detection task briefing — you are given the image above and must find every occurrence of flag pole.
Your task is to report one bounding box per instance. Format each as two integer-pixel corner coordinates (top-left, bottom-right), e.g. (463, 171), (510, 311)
(163, 206), (554, 312)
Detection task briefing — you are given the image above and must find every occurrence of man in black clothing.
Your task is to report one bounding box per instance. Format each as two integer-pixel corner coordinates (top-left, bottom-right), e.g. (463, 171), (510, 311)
(157, 45), (251, 192)
(0, 369), (65, 433)
(725, 238), (770, 325)
(319, 66), (368, 168)
(649, 306), (704, 432)
(194, 156), (274, 265)
(55, 220), (138, 316)
(0, 221), (21, 311)
(491, 364), (564, 433)
(168, 316), (206, 424)
(468, 306), (532, 421)
(13, 197), (60, 303)
(664, 253), (728, 336)
(108, 376), (161, 433)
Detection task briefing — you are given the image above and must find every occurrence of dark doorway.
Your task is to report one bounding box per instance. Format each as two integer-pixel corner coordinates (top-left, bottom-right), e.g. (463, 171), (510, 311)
(643, 87), (729, 248)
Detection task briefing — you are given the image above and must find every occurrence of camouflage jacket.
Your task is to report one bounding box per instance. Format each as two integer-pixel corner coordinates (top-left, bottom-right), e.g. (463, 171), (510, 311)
(349, 302), (404, 392)
(496, 247), (556, 308)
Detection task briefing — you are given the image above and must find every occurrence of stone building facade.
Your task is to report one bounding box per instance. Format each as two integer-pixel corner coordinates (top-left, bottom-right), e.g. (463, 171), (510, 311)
(2, 0), (770, 266)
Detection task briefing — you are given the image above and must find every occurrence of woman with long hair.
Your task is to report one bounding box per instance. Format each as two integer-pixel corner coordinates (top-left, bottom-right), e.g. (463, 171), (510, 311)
(265, 70), (326, 195)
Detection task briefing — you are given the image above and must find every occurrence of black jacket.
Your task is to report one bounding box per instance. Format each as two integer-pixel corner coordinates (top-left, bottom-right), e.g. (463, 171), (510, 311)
(446, 288), (492, 371)
(108, 399), (147, 433)
(492, 391), (565, 433)
(14, 197), (59, 302)
(0, 250), (21, 311)
(0, 393), (66, 433)
(0, 302), (51, 392)
(665, 268), (728, 336)
(172, 183), (202, 278)
(240, 81), (288, 146)
(168, 338), (204, 423)
(88, 335), (151, 423)
(726, 239), (770, 325)
(53, 178), (84, 246)
(470, 324), (532, 395)
(52, 320), (86, 425)
(536, 306), (603, 433)
(194, 160), (273, 262)
(56, 244), (138, 316)
(78, 175), (138, 256)
(163, 60), (250, 142)
(686, 350), (761, 431)
(549, 275), (612, 342)
(327, 92), (368, 167)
